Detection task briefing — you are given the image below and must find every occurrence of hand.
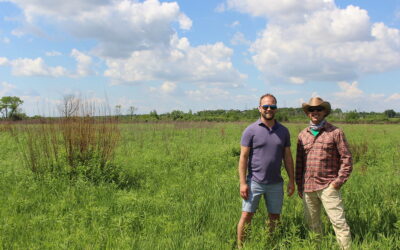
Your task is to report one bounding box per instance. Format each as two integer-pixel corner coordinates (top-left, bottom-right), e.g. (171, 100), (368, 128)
(287, 181), (295, 197)
(240, 183), (249, 200)
(330, 182), (340, 190)
(298, 191), (303, 199)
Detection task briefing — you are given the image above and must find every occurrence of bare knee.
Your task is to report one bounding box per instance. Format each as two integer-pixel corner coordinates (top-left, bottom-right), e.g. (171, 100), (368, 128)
(240, 212), (254, 223)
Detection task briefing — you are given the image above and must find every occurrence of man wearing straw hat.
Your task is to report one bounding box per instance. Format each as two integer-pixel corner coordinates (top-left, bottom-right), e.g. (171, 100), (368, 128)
(296, 97), (352, 250)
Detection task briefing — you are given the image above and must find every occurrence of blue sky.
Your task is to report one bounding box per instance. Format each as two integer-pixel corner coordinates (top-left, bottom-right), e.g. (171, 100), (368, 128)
(0, 0), (399, 116)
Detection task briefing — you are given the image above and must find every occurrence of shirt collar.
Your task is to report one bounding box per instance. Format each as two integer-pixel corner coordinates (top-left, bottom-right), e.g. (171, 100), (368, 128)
(307, 121), (332, 132)
(257, 119), (279, 131)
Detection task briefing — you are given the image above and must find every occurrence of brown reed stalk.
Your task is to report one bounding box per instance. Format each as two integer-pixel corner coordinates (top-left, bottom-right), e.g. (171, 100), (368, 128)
(11, 98), (120, 180)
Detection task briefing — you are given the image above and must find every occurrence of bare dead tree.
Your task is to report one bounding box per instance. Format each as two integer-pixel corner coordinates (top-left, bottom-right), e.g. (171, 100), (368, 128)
(58, 95), (80, 118)
(127, 106), (137, 120)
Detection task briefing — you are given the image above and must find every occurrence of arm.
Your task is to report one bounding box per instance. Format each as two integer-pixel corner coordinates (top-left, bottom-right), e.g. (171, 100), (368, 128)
(283, 146), (295, 196)
(331, 130), (353, 189)
(239, 146), (251, 200)
(295, 138), (305, 198)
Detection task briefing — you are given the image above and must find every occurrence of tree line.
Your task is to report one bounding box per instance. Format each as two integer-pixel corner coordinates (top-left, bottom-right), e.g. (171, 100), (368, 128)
(124, 108), (399, 123)
(0, 95), (399, 123)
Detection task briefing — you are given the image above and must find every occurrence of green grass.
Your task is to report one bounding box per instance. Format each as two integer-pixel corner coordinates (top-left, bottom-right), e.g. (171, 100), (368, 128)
(0, 122), (399, 249)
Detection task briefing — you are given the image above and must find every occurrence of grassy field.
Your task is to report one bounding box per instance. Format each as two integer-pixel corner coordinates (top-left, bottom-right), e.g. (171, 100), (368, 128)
(0, 122), (399, 249)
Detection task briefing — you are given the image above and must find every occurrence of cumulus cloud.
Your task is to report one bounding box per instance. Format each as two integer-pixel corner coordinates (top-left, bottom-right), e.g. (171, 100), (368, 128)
(7, 0), (243, 86)
(104, 35), (246, 85)
(334, 81), (363, 98)
(149, 81), (178, 94)
(10, 57), (67, 77)
(227, 0), (400, 83)
(1, 53), (94, 78)
(70, 49), (93, 77)
(161, 81), (177, 94)
(9, 0), (192, 58)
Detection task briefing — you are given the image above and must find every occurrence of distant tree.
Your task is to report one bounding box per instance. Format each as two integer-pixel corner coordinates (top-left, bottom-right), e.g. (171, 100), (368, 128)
(0, 96), (24, 119)
(115, 105), (122, 116)
(127, 106), (137, 120)
(345, 110), (359, 122)
(384, 109), (396, 118)
(170, 110), (184, 120)
(149, 110), (159, 120)
(58, 94), (80, 117)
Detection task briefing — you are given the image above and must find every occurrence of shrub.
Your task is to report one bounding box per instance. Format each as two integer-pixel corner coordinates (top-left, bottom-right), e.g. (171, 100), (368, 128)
(9, 100), (132, 187)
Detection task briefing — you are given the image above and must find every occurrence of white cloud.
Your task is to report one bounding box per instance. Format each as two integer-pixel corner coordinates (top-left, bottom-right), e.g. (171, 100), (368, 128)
(215, 3), (226, 13)
(45, 50), (62, 56)
(2, 37), (10, 43)
(311, 92), (319, 98)
(104, 34), (246, 85)
(9, 0), (192, 58)
(386, 93), (400, 101)
(231, 32), (251, 46)
(161, 81), (177, 94)
(227, 0), (334, 23)
(289, 77), (305, 84)
(1, 52), (93, 78)
(11, 29), (25, 37)
(185, 86), (230, 101)
(0, 82), (16, 96)
(149, 81), (178, 94)
(230, 21), (240, 27)
(0, 57), (9, 66)
(10, 57), (67, 77)
(70, 49), (93, 77)
(178, 13), (192, 30)
(7, 0), (244, 86)
(370, 93), (385, 99)
(228, 1), (400, 83)
(334, 81), (363, 98)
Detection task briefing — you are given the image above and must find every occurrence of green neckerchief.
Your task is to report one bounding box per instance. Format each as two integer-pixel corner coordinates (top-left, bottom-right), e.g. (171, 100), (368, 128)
(310, 128), (319, 136)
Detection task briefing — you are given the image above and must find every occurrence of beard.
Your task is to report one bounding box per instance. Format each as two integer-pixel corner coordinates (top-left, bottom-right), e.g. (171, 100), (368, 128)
(261, 112), (275, 120)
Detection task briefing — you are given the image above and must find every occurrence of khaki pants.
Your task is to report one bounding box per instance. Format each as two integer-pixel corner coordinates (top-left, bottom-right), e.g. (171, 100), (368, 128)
(303, 185), (351, 250)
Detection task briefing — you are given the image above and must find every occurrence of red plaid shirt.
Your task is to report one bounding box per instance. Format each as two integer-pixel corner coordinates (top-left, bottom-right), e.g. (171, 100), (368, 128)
(296, 122), (352, 193)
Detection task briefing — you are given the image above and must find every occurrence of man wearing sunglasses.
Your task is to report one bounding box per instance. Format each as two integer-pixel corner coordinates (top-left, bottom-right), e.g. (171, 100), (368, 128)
(296, 97), (352, 250)
(237, 93), (295, 247)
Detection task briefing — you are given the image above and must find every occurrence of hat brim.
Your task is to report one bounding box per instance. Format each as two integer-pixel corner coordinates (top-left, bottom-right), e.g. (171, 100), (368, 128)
(302, 102), (331, 116)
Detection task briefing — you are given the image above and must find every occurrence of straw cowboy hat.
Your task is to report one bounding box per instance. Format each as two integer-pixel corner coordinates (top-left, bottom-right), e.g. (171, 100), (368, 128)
(302, 97), (331, 116)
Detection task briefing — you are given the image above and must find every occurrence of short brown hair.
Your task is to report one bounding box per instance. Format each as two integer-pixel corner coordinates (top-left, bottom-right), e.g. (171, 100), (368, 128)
(259, 93), (277, 105)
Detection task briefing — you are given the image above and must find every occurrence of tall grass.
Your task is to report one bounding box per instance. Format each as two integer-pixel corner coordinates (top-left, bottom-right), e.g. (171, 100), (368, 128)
(0, 122), (399, 249)
(9, 101), (124, 185)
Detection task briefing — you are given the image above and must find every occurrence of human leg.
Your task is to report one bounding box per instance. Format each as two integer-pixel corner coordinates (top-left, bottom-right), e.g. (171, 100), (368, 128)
(237, 211), (254, 247)
(303, 191), (323, 234)
(321, 185), (351, 250)
(264, 182), (284, 232)
(238, 180), (263, 247)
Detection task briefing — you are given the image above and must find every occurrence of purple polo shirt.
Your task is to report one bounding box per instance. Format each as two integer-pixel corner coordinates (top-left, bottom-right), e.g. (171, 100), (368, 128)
(241, 119), (291, 184)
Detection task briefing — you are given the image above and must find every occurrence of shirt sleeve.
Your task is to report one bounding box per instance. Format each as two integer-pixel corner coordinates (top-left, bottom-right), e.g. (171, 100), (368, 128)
(240, 126), (253, 147)
(285, 129), (290, 148)
(332, 129), (353, 187)
(295, 135), (305, 192)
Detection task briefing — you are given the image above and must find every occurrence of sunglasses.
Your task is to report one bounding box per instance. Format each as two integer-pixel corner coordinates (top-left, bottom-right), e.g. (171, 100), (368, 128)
(307, 106), (324, 112)
(261, 104), (277, 110)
